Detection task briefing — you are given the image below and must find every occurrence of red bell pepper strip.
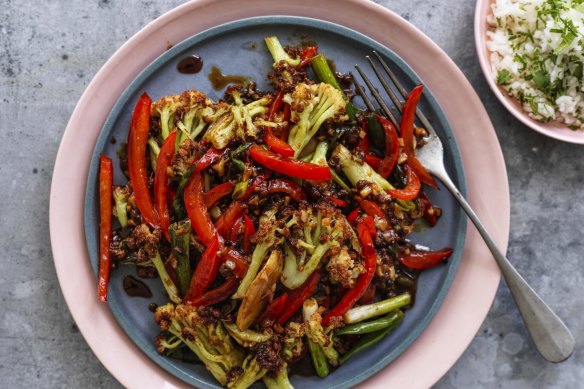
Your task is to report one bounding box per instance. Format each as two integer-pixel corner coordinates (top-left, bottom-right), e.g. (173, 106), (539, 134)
(204, 182), (234, 208)
(185, 235), (221, 300)
(239, 174), (269, 201)
(418, 191), (438, 226)
(98, 154), (113, 302)
(266, 178), (307, 202)
(386, 166), (421, 200)
(243, 213), (255, 254)
(250, 145), (333, 181)
(127, 92), (159, 227)
(327, 196), (347, 208)
(323, 220), (377, 326)
(230, 215), (244, 242)
(399, 247), (453, 270)
(299, 46), (318, 67)
(185, 277), (240, 307)
(192, 147), (226, 173)
(258, 293), (289, 323)
(222, 248), (250, 279)
(215, 201), (245, 238)
(277, 270), (321, 324)
(347, 208), (360, 225)
(355, 197), (385, 219)
(376, 115), (399, 178)
(400, 85), (438, 189)
(184, 172), (217, 246)
(154, 130), (177, 241)
(364, 154), (382, 170)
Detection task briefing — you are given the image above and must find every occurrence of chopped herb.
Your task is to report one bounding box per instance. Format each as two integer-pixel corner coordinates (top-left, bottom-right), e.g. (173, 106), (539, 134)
(496, 69), (512, 85)
(532, 70), (550, 90)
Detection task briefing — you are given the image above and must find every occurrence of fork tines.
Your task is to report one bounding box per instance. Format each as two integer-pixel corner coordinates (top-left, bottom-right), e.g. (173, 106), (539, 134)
(353, 51), (435, 135)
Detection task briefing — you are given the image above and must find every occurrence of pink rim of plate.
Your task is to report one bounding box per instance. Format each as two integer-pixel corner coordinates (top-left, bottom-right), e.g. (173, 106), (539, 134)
(475, 0), (584, 144)
(49, 0), (508, 388)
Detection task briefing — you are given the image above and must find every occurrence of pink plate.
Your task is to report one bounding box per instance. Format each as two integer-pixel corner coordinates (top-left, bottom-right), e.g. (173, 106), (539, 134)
(50, 0), (508, 387)
(475, 0), (584, 144)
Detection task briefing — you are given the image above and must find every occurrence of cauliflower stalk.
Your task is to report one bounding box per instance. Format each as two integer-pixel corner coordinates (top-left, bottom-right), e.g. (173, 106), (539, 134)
(281, 202), (360, 289)
(155, 304), (245, 386)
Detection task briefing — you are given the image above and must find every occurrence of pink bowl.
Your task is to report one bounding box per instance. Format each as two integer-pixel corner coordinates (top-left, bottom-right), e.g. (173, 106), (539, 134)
(475, 0), (584, 144)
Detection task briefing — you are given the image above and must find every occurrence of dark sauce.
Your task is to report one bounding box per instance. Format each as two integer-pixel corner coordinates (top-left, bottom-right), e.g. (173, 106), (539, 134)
(177, 55), (204, 74)
(148, 303), (158, 313)
(208, 66), (248, 90)
(123, 275), (152, 298)
(289, 355), (315, 377)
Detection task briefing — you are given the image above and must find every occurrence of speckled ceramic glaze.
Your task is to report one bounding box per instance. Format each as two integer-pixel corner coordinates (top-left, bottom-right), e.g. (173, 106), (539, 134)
(475, 0), (584, 144)
(49, 1), (509, 388)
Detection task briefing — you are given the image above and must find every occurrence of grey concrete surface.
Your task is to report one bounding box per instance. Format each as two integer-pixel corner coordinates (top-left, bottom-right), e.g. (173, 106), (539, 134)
(1, 0), (582, 388)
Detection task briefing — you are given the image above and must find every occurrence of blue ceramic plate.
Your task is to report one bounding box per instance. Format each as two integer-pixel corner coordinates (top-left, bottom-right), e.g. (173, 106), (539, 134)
(85, 16), (466, 389)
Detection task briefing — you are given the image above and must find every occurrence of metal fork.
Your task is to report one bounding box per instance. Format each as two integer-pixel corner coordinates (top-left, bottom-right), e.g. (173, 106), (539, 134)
(353, 51), (574, 363)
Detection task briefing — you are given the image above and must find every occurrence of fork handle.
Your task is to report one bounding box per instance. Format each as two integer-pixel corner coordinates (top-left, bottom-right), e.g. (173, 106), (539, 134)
(436, 172), (574, 363)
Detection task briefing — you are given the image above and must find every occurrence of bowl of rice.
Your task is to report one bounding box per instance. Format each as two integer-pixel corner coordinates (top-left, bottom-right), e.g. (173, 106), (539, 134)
(475, 0), (584, 143)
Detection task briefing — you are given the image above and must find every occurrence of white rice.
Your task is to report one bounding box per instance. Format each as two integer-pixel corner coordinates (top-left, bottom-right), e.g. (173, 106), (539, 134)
(486, 0), (584, 130)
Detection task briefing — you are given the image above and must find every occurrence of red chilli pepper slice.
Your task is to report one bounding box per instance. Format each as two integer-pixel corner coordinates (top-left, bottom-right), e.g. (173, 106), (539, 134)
(127, 92), (159, 227)
(250, 145), (332, 181)
(222, 248), (250, 279)
(268, 90), (285, 120)
(258, 293), (289, 323)
(360, 215), (377, 238)
(347, 208), (360, 225)
(265, 90), (295, 157)
(386, 166), (421, 201)
(266, 178), (307, 202)
(277, 270), (321, 324)
(364, 154), (382, 170)
(98, 154), (113, 302)
(327, 196), (347, 208)
(357, 120), (371, 154)
(322, 220), (376, 326)
(400, 85), (438, 188)
(355, 197), (385, 219)
(185, 277), (240, 307)
(418, 191), (438, 226)
(299, 46), (318, 68)
(243, 213), (255, 254)
(376, 114), (399, 178)
(154, 130), (177, 241)
(192, 147), (226, 173)
(265, 130), (295, 157)
(399, 247), (453, 270)
(357, 283), (376, 306)
(239, 174), (269, 201)
(204, 182), (235, 208)
(215, 201), (245, 238)
(185, 235), (221, 299)
(230, 215), (244, 242)
(184, 172), (217, 246)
